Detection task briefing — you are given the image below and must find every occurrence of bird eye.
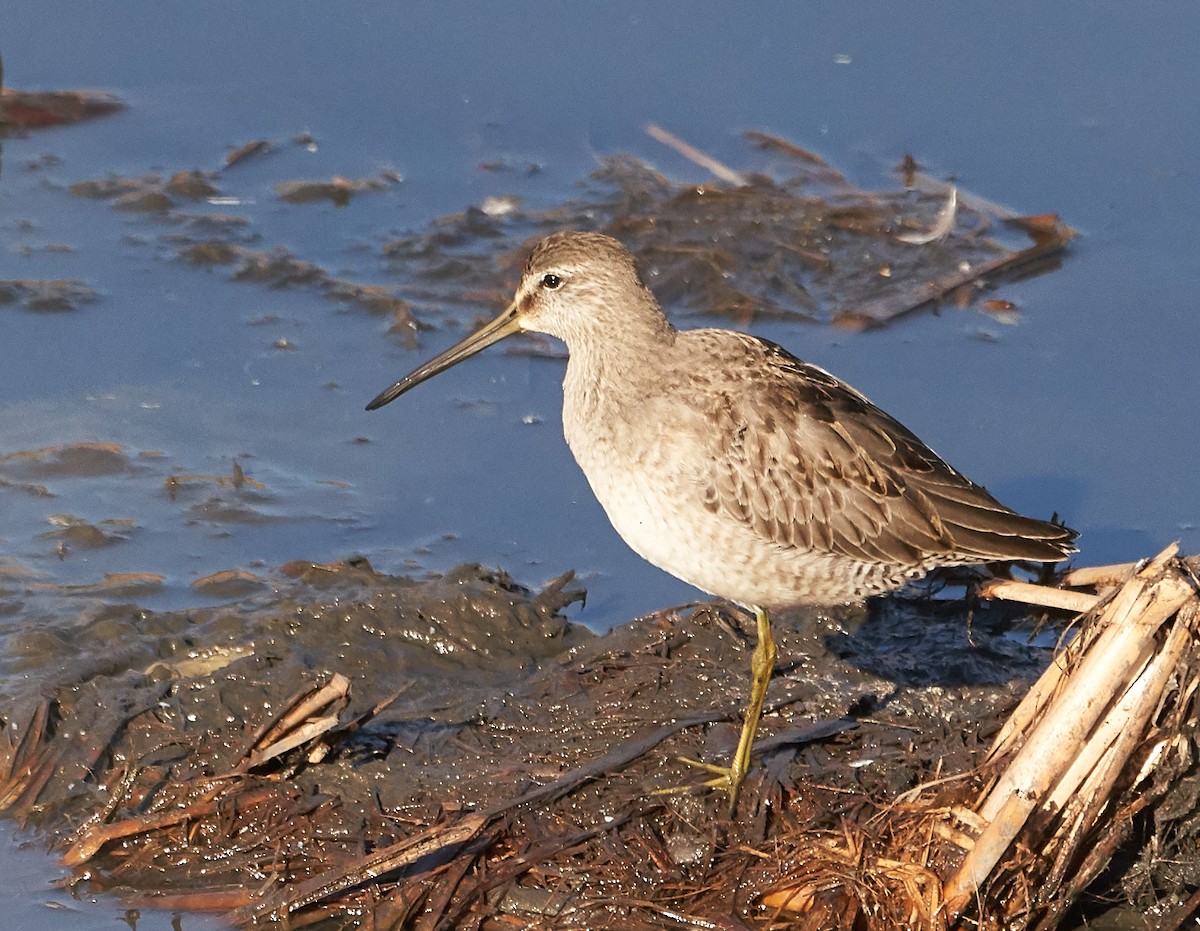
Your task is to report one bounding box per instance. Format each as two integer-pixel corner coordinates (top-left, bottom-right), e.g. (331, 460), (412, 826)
(540, 273), (563, 290)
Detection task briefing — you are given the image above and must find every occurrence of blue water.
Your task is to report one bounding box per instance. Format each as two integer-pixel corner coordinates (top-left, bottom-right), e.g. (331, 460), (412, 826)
(1, 3), (1197, 927)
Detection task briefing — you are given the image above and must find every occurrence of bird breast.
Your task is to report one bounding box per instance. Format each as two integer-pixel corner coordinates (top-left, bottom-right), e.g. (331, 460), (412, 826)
(556, 331), (939, 607)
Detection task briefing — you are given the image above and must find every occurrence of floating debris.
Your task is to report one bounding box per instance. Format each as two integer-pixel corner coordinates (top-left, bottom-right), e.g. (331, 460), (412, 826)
(70, 171), (224, 214)
(223, 139), (273, 168)
(164, 169), (221, 199)
(274, 171), (400, 206)
(40, 515), (134, 549)
(897, 186), (958, 244)
(0, 442), (133, 478)
(0, 279), (98, 313)
(190, 569), (269, 599)
(0, 56), (123, 130)
(29, 571), (164, 597)
(377, 132), (1073, 335)
(177, 240), (418, 343)
(53, 127), (1072, 354)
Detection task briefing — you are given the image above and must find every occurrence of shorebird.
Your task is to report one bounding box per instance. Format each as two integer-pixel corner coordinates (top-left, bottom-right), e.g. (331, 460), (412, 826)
(367, 231), (1076, 809)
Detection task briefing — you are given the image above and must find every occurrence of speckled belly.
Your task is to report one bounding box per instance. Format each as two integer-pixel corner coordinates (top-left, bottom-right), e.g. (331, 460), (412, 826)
(573, 444), (913, 609)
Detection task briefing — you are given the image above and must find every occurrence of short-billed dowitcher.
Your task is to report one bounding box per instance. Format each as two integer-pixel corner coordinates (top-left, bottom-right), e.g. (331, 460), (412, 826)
(367, 231), (1076, 809)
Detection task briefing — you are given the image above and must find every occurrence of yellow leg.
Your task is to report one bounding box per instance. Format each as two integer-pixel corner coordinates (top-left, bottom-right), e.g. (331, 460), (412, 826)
(657, 606), (776, 813)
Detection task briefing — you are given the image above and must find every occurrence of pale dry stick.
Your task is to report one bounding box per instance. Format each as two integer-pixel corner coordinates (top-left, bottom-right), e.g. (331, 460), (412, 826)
(644, 123), (749, 187)
(931, 819), (977, 853)
(979, 574), (1190, 826)
(1141, 541), (1182, 575)
(985, 547), (1179, 762)
(985, 601), (1119, 766)
(1046, 607), (1192, 816)
(244, 714), (341, 770)
(1045, 670), (1192, 919)
(1040, 608), (1195, 899)
(985, 650), (1072, 765)
(891, 769), (976, 808)
(943, 568), (1193, 917)
(941, 792), (1033, 921)
(979, 578), (1098, 614)
(251, 672), (350, 753)
(1061, 562), (1139, 589)
(1041, 653), (1155, 813)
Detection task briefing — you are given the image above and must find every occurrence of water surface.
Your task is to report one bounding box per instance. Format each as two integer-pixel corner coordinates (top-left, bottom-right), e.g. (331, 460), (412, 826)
(1, 3), (1197, 927)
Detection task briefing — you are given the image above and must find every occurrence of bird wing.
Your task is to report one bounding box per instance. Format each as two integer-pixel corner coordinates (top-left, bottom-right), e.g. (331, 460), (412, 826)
(691, 333), (1074, 566)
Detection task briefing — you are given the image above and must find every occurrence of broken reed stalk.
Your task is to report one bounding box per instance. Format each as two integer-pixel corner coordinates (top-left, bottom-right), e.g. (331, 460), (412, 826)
(249, 672), (350, 752)
(62, 785), (284, 867)
(943, 543), (1195, 919)
(981, 572), (1187, 817)
(982, 545), (1178, 760)
(645, 123), (749, 187)
(1039, 606), (1196, 901)
(1060, 561), (1139, 589)
(978, 578), (1098, 614)
(0, 700), (51, 811)
(231, 814), (490, 925)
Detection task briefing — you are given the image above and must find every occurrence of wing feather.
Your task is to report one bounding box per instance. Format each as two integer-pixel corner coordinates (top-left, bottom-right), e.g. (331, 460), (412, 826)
(694, 333), (1075, 568)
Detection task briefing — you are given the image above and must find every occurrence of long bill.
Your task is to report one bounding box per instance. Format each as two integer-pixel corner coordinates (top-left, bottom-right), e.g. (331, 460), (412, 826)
(365, 301), (523, 411)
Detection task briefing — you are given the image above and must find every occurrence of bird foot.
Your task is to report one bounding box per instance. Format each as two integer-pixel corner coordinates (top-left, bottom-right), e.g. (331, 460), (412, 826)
(652, 606), (772, 815)
(652, 755), (748, 813)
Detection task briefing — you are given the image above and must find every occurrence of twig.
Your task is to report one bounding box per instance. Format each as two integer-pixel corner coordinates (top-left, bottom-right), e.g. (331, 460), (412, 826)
(232, 814), (489, 924)
(1060, 562), (1139, 589)
(244, 714), (342, 770)
(978, 579), (1098, 614)
(237, 673), (350, 764)
(1037, 611), (1190, 900)
(645, 124), (748, 187)
(0, 700), (50, 808)
(233, 710), (724, 923)
(62, 785), (284, 866)
(743, 129), (850, 186)
(437, 807), (648, 930)
(483, 710), (725, 816)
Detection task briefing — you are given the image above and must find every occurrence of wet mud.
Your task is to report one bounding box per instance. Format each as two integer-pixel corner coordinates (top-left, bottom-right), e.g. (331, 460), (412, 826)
(2, 554), (1161, 928)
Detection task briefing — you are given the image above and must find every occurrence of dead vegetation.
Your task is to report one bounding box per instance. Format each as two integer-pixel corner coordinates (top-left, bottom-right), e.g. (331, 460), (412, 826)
(374, 125), (1074, 338)
(0, 51), (124, 130)
(759, 545), (1200, 930)
(0, 549), (1196, 928)
(0, 278), (98, 312)
(57, 123), (1073, 346)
